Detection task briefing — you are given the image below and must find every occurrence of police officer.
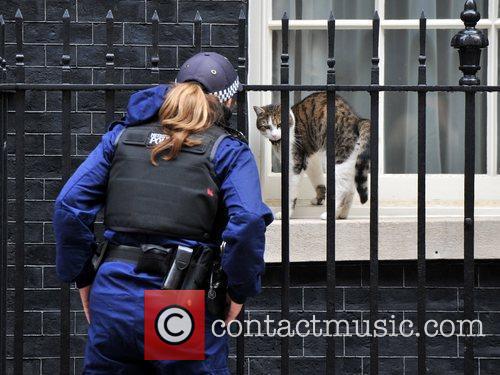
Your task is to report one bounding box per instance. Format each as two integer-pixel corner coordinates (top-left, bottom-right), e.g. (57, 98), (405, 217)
(53, 52), (273, 374)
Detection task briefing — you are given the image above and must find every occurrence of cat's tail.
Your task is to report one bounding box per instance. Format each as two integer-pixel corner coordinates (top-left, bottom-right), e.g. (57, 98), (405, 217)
(355, 119), (370, 204)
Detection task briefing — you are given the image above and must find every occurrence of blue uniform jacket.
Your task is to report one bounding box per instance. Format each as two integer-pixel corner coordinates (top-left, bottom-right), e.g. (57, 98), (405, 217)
(53, 85), (274, 303)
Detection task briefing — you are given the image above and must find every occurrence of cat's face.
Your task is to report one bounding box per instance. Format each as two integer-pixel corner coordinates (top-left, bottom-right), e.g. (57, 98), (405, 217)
(253, 105), (282, 145)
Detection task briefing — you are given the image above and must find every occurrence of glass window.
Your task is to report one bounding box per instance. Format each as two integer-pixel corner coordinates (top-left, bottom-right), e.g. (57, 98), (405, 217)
(269, 29), (372, 172)
(266, 27), (488, 174)
(385, 0), (488, 19)
(384, 29), (487, 173)
(272, 0), (375, 20)
(264, 0), (493, 177)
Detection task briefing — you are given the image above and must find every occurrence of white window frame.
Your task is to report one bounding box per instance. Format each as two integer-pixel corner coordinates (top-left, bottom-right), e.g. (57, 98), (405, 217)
(248, 0), (500, 210)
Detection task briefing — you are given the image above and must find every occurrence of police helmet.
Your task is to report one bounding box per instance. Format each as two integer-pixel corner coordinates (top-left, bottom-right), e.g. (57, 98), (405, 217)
(176, 52), (242, 103)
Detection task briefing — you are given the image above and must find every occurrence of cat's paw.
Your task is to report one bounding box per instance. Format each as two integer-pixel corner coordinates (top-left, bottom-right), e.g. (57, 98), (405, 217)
(310, 197), (324, 206)
(274, 211), (295, 220)
(320, 212), (349, 220)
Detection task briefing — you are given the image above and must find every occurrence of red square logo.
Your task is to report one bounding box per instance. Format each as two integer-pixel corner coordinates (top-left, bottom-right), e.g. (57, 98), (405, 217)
(144, 290), (205, 360)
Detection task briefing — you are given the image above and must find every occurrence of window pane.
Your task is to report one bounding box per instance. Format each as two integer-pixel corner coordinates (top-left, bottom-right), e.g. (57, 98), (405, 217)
(272, 0), (375, 20)
(269, 30), (372, 172)
(386, 0), (488, 19)
(384, 29), (487, 174)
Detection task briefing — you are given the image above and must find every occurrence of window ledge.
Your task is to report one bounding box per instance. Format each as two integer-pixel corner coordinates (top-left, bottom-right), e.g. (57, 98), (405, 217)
(265, 214), (500, 262)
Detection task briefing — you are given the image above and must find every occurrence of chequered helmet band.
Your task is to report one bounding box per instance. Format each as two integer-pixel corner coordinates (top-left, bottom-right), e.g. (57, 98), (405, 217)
(210, 77), (240, 103)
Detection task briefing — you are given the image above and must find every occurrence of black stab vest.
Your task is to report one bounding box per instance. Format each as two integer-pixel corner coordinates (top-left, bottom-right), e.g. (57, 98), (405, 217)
(104, 122), (229, 241)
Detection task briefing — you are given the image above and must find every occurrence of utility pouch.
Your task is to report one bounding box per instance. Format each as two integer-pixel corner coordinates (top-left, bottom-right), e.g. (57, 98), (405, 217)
(162, 246), (193, 289)
(135, 244), (174, 276)
(181, 245), (215, 290)
(206, 243), (228, 319)
(92, 241), (109, 272)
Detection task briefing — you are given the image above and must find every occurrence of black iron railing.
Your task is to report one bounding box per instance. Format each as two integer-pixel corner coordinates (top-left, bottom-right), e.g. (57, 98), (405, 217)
(0, 0), (492, 374)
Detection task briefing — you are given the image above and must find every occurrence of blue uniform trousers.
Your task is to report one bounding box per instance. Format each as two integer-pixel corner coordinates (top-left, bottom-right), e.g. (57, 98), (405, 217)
(83, 261), (230, 374)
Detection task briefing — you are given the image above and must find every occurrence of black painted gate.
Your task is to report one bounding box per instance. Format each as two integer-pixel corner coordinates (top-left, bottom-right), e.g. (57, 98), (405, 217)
(0, 0), (492, 374)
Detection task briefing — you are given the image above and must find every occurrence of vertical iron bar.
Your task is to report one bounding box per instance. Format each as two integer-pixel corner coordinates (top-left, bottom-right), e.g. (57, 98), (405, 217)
(292, 0), (302, 105)
(236, 8), (247, 135)
(417, 11), (427, 375)
(151, 10), (160, 82)
(325, 11), (336, 375)
(235, 7), (247, 375)
(369, 11), (380, 375)
(105, 10), (115, 125)
(280, 12), (290, 375)
(463, 91), (475, 375)
(60, 9), (71, 375)
(0, 14), (6, 375)
(450, 3), (487, 373)
(13, 9), (25, 375)
(194, 11), (202, 53)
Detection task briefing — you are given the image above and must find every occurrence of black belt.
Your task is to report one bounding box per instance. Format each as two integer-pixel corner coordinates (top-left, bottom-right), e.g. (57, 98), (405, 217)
(104, 244), (176, 264)
(94, 242), (222, 301)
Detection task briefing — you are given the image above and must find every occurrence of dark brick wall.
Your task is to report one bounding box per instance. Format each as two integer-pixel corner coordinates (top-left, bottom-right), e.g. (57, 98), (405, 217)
(7, 256), (500, 374)
(2, 1), (500, 375)
(2, 0), (246, 373)
(244, 261), (500, 375)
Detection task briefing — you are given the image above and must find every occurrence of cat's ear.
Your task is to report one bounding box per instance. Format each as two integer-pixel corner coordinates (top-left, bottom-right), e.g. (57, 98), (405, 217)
(253, 106), (265, 116)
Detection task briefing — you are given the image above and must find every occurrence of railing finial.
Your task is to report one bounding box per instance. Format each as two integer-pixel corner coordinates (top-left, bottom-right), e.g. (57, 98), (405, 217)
(151, 10), (160, 77)
(61, 9), (70, 71)
(152, 9), (159, 21)
(461, 0), (481, 27)
(106, 9), (115, 68)
(0, 14), (4, 58)
(238, 6), (246, 76)
(194, 11), (202, 53)
(194, 10), (202, 22)
(15, 9), (23, 68)
(451, 0), (488, 85)
(327, 10), (335, 79)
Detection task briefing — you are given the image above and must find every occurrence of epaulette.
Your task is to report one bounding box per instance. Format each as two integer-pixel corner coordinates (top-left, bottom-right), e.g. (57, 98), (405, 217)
(221, 125), (248, 144)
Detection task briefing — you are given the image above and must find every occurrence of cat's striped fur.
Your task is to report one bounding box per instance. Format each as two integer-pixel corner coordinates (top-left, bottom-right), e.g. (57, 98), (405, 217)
(254, 92), (370, 219)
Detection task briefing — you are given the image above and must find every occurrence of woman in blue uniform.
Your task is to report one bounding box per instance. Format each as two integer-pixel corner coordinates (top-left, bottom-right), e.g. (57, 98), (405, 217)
(53, 52), (273, 374)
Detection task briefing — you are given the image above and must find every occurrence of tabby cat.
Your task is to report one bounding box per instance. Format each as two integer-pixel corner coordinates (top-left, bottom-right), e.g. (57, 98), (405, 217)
(254, 92), (370, 220)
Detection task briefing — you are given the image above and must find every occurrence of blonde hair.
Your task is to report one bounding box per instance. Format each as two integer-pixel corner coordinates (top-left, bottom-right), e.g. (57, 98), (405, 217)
(150, 82), (223, 165)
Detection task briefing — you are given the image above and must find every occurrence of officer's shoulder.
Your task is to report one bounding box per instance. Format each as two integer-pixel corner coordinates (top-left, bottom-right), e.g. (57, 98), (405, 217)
(103, 122), (127, 149)
(216, 129), (249, 154)
(212, 127), (251, 163)
(216, 125), (248, 145)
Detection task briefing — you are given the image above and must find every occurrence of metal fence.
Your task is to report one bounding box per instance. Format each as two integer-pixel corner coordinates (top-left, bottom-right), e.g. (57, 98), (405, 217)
(0, 0), (494, 374)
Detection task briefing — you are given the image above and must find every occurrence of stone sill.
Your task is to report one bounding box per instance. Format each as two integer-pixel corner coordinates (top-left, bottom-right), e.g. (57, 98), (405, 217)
(264, 203), (500, 262)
